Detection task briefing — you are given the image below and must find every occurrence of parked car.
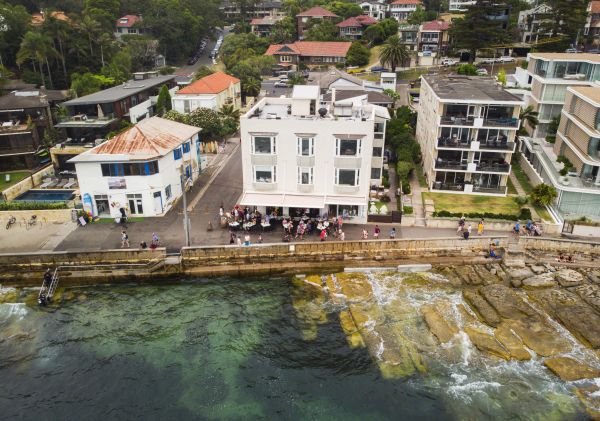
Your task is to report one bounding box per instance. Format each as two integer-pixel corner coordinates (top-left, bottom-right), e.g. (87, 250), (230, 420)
(498, 56), (515, 63)
(476, 68), (488, 76)
(370, 66), (389, 72)
(588, 49), (600, 54)
(565, 48), (578, 53)
(274, 81), (289, 88)
(479, 58), (495, 64)
(441, 58), (459, 66)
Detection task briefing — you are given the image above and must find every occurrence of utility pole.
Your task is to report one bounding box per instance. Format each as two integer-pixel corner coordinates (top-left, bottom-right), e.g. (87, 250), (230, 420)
(180, 171), (190, 247)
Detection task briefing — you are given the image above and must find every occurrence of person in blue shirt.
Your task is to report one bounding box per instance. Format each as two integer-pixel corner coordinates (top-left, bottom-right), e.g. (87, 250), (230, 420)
(513, 221), (521, 235)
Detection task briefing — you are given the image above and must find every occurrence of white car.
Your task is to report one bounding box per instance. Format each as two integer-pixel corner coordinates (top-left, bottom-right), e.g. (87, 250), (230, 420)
(274, 81), (289, 88)
(499, 56), (515, 62)
(479, 58), (495, 64)
(476, 68), (488, 76)
(441, 58), (459, 66)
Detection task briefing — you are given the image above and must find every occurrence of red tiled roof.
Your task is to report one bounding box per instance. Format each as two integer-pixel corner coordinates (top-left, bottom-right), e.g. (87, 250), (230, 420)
(391, 0), (422, 4)
(265, 41), (352, 58)
(251, 16), (282, 25)
(336, 15), (377, 27)
(116, 15), (142, 28)
(91, 117), (200, 158)
(421, 20), (450, 31)
(176, 71), (240, 95)
(297, 6), (338, 17)
(337, 17), (363, 28)
(31, 11), (69, 26)
(356, 15), (378, 25)
(591, 0), (600, 13)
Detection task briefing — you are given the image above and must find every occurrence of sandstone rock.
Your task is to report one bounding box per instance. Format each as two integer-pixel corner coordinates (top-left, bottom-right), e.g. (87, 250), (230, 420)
(421, 304), (458, 343)
(473, 265), (501, 286)
(556, 268), (585, 288)
(463, 289), (501, 327)
(572, 283), (600, 313)
(530, 265), (547, 275)
(505, 319), (570, 357)
(508, 267), (534, 281)
(555, 305), (600, 349)
(521, 273), (557, 289)
(490, 268), (497, 275)
(494, 323), (531, 361)
(464, 326), (510, 360)
(510, 278), (523, 288)
(479, 284), (537, 320)
(339, 310), (365, 349)
(454, 266), (483, 286)
(575, 384), (600, 421)
(543, 356), (600, 381)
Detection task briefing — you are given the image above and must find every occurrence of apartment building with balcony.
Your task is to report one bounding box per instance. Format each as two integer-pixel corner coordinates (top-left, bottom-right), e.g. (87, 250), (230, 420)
(520, 85), (600, 220)
(336, 15), (378, 40)
(360, 1), (387, 20)
(389, 0), (421, 22)
(296, 6), (339, 40)
(449, 0), (476, 11)
(525, 53), (600, 138)
(239, 85), (389, 224)
(416, 75), (521, 196)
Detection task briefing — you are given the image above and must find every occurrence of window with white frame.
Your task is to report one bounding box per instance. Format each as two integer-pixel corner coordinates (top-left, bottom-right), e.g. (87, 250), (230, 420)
(336, 138), (361, 156)
(372, 147), (383, 157)
(336, 168), (360, 186)
(252, 136), (276, 154)
(280, 55), (292, 62)
(297, 137), (314, 156)
(298, 167), (313, 184)
(254, 165), (276, 183)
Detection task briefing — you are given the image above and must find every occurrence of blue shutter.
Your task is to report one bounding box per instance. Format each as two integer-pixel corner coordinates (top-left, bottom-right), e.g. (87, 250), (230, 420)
(144, 162), (150, 175)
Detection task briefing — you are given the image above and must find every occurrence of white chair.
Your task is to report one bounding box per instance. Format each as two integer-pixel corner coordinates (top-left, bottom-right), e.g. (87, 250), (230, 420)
(64, 178), (76, 188)
(39, 178), (52, 188)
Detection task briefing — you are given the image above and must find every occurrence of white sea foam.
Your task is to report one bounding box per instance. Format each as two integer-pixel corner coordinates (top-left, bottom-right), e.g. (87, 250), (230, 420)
(0, 302), (28, 320)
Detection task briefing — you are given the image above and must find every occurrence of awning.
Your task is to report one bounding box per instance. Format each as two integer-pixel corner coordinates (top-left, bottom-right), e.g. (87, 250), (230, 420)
(240, 192), (325, 209)
(325, 195), (367, 206)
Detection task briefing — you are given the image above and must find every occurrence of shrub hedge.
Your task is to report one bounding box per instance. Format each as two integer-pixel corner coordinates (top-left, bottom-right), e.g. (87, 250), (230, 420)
(0, 201), (68, 211)
(432, 207), (532, 221)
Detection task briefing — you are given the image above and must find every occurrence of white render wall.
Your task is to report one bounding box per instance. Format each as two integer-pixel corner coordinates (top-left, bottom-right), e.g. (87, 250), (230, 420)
(75, 134), (200, 218)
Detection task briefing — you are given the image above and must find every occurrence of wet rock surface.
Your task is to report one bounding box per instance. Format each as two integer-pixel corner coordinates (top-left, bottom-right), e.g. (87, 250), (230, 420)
(543, 357), (600, 381)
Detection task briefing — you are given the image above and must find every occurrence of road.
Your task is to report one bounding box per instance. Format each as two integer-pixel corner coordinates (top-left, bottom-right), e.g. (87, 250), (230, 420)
(175, 27), (229, 78)
(261, 80), (293, 97)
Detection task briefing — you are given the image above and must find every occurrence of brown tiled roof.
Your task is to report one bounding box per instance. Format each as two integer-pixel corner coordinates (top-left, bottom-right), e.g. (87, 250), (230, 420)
(176, 72), (240, 95)
(250, 16), (282, 25)
(391, 0), (422, 4)
(116, 15), (142, 28)
(356, 15), (378, 25)
(91, 116), (200, 158)
(31, 11), (69, 26)
(590, 0), (600, 13)
(265, 41), (352, 57)
(421, 20), (450, 31)
(297, 6), (338, 17)
(337, 17), (363, 28)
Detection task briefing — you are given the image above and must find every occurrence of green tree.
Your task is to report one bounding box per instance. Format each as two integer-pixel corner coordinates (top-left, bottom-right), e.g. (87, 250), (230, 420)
(379, 35), (410, 71)
(519, 105), (539, 134)
(194, 65), (214, 80)
(17, 31), (58, 88)
(101, 48), (131, 84)
(41, 9), (70, 81)
(449, 1), (513, 64)
(163, 109), (190, 124)
(407, 6), (436, 25)
(270, 15), (296, 43)
(383, 88), (400, 103)
(457, 63), (478, 75)
(0, 2), (30, 68)
(542, 0), (588, 45)
(497, 68), (507, 86)
(187, 107), (223, 140)
(304, 19), (340, 41)
(155, 84), (172, 116)
(364, 18), (398, 44)
(70, 72), (114, 96)
(0, 65), (14, 88)
(218, 104), (240, 135)
(243, 77), (261, 99)
(326, 1), (362, 19)
(530, 183), (558, 206)
(84, 0), (120, 30)
(78, 13), (102, 57)
(288, 73), (306, 85)
(346, 41), (370, 66)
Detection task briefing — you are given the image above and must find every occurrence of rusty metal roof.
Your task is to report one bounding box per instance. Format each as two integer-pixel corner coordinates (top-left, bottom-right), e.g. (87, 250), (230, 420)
(70, 116), (201, 162)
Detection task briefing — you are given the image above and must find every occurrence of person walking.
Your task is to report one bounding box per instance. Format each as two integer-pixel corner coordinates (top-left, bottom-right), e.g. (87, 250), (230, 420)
(362, 229), (368, 240)
(121, 230), (129, 248)
(389, 227), (396, 239)
(320, 228), (327, 242)
(478, 219), (484, 236)
(152, 232), (159, 246)
(467, 224), (472, 236)
(374, 225), (381, 239)
(339, 230), (345, 241)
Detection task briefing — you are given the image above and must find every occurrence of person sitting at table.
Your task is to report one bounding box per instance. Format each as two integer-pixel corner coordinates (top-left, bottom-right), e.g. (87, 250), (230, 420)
(265, 214), (270, 224)
(306, 220), (313, 235)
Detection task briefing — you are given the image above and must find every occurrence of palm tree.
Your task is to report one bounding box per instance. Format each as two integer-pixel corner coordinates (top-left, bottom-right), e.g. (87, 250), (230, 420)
(78, 14), (101, 56)
(17, 31), (57, 88)
(42, 10), (69, 81)
(379, 35), (410, 71)
(218, 104), (240, 120)
(243, 77), (261, 100)
(519, 105), (539, 134)
(98, 33), (114, 68)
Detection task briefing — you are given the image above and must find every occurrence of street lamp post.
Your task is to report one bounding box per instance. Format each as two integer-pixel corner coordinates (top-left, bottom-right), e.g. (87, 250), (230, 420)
(180, 171), (191, 247)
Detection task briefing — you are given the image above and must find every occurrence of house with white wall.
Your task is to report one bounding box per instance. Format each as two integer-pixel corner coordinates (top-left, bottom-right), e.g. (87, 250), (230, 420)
(172, 72), (241, 114)
(239, 85), (389, 224)
(70, 116), (202, 218)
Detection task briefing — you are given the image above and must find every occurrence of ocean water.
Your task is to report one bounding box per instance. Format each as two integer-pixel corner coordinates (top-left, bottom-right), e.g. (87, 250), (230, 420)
(0, 276), (590, 420)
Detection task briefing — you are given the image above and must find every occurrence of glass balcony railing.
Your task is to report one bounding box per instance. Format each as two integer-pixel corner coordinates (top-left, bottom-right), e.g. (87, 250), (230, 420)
(482, 117), (519, 128)
(437, 137), (472, 148)
(434, 160), (468, 171)
(440, 116), (475, 126)
(475, 161), (510, 173)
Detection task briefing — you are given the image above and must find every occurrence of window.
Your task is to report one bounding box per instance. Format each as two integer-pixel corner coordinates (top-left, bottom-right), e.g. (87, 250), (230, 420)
(374, 122), (385, 133)
(184, 100), (190, 113)
(336, 138), (361, 156)
(101, 161), (159, 177)
(252, 136), (276, 154)
(254, 165), (276, 183)
(298, 167), (313, 184)
(165, 184), (172, 200)
(182, 142), (190, 153)
(336, 169), (359, 186)
(372, 147), (383, 157)
(280, 55), (292, 62)
(297, 137), (314, 156)
(173, 148), (182, 160)
(371, 168), (381, 179)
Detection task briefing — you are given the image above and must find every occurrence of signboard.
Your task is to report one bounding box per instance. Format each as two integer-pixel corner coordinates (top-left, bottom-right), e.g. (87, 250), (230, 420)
(82, 193), (94, 215)
(108, 178), (127, 189)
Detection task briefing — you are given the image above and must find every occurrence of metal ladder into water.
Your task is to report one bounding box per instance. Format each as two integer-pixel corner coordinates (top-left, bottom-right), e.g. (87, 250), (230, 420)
(38, 267), (59, 305)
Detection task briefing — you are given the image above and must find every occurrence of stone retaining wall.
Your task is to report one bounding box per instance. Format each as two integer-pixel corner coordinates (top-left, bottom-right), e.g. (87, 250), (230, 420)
(426, 217), (561, 235)
(2, 165), (54, 201)
(520, 237), (600, 255)
(0, 209), (74, 226)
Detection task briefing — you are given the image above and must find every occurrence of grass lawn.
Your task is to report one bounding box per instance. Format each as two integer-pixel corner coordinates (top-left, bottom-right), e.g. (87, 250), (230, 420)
(511, 158), (533, 194)
(416, 168), (428, 188)
(533, 204), (553, 222)
(358, 73), (381, 82)
(507, 178), (518, 195)
(422, 192), (520, 215)
(0, 171), (30, 191)
(397, 68), (430, 81)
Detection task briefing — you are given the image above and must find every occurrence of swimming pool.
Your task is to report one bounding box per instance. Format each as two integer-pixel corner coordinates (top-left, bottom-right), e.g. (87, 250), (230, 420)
(14, 189), (75, 202)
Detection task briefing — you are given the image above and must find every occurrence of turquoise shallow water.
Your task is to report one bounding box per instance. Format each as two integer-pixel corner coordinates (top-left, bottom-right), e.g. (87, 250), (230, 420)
(0, 276), (590, 420)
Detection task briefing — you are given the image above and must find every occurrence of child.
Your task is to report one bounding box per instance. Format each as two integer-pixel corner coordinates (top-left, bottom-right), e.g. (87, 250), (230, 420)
(477, 220), (484, 236)
(374, 225), (381, 239)
(389, 227), (396, 239)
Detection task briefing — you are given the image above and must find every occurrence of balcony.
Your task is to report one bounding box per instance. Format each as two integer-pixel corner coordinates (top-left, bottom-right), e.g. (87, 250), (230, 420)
(56, 113), (117, 128)
(437, 137), (472, 149)
(473, 185), (508, 195)
(434, 160), (468, 171)
(0, 123), (32, 134)
(478, 138), (515, 152)
(334, 184), (360, 194)
(432, 182), (507, 195)
(440, 116), (475, 126)
(482, 117), (519, 128)
(475, 161), (510, 173)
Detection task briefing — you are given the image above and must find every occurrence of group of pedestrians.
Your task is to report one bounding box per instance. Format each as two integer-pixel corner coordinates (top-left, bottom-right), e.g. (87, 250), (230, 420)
(457, 217), (485, 240)
(229, 231), (263, 246)
(120, 230), (160, 249)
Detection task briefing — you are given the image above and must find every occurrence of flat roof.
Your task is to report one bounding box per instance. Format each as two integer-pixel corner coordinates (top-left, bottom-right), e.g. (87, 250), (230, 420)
(64, 75), (176, 106)
(292, 85), (319, 99)
(528, 52), (600, 63)
(423, 75), (522, 103)
(569, 85), (600, 106)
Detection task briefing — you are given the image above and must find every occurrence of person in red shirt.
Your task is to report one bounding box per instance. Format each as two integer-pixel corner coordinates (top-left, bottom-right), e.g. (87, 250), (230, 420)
(320, 229), (327, 241)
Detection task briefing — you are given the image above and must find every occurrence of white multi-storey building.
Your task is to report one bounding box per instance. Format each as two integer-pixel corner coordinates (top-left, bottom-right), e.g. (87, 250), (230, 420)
(448, 0), (476, 11)
(525, 53), (600, 138)
(389, 0), (421, 22)
(416, 75), (522, 196)
(239, 86), (389, 223)
(70, 116), (202, 218)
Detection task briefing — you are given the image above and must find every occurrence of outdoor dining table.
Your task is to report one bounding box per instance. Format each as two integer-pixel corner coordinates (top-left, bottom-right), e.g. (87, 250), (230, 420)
(229, 221), (240, 230)
(243, 222), (256, 231)
(261, 221), (271, 231)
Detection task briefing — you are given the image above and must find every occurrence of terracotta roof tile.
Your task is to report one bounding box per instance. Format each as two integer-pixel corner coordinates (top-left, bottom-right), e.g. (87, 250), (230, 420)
(176, 72), (240, 95)
(31, 11), (69, 26)
(591, 0), (600, 13)
(421, 20), (450, 31)
(91, 116), (200, 158)
(265, 41), (352, 57)
(356, 15), (378, 25)
(337, 17), (363, 28)
(391, 0), (422, 4)
(297, 6), (338, 17)
(116, 15), (142, 28)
